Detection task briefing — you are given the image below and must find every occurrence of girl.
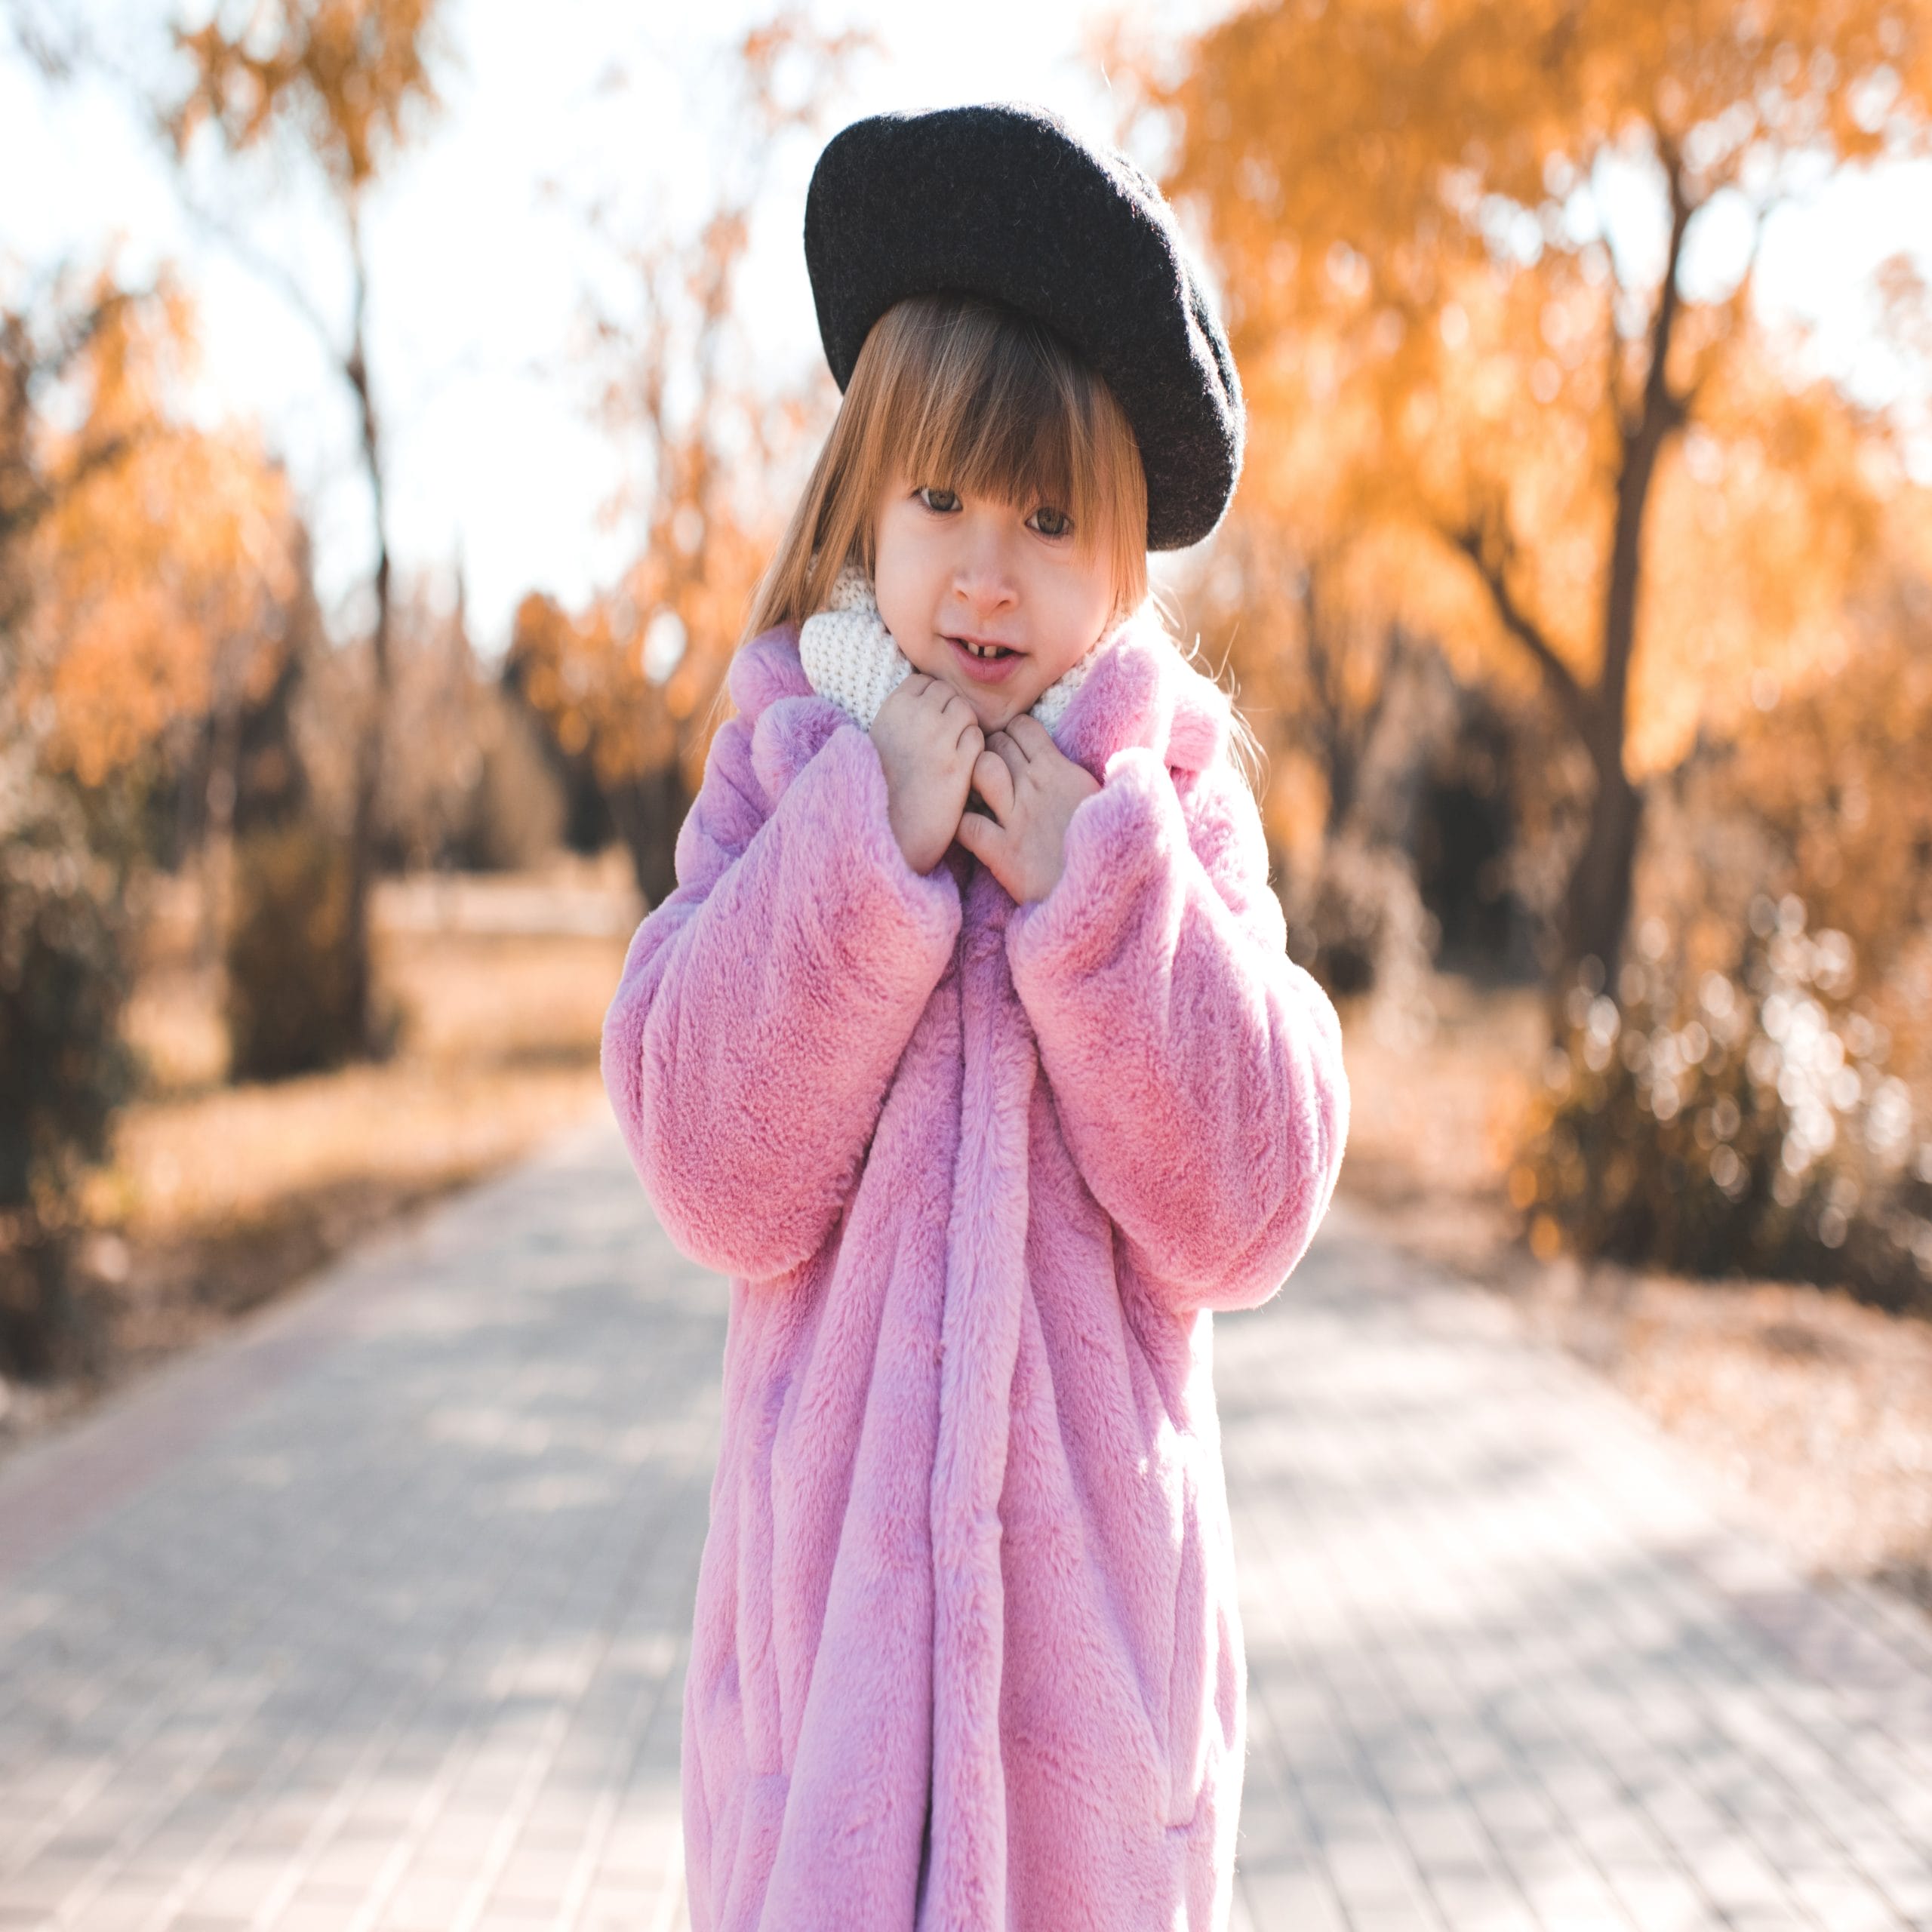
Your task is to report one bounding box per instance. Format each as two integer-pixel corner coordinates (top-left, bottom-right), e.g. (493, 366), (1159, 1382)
(602, 103), (1349, 1932)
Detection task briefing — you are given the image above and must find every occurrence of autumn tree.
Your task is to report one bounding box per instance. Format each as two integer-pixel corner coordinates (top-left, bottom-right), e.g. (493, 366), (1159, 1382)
(509, 12), (866, 905)
(163, 0), (448, 1053)
(1152, 0), (1932, 983)
(1657, 493), (1932, 992)
(0, 272), (143, 1373)
(1, 256), (303, 1367)
(1515, 509), (1932, 1294)
(1178, 509), (1469, 1011)
(26, 281), (303, 937)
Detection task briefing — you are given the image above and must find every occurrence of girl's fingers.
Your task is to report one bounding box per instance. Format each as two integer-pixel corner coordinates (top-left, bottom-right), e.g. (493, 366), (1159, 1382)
(987, 725), (1034, 767)
(954, 808), (1001, 859)
(1002, 714), (1054, 758)
(988, 731), (1029, 786)
(971, 747), (1015, 822)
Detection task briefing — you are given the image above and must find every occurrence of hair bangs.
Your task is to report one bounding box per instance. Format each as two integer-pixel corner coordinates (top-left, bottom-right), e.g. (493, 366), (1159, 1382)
(743, 291), (1148, 652)
(888, 305), (1100, 546)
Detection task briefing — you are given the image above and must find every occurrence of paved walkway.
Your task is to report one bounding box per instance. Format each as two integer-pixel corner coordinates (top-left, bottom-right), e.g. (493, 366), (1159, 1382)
(1, 1120), (1929, 1932)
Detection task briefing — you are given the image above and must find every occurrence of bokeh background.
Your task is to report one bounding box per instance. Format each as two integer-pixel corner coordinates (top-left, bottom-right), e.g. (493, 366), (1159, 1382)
(5, 0), (1931, 1599)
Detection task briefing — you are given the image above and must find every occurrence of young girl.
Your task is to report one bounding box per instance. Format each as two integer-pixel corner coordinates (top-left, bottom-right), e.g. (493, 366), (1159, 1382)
(602, 103), (1349, 1932)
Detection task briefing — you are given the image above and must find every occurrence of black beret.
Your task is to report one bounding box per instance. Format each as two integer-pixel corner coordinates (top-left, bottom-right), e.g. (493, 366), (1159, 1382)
(803, 102), (1244, 552)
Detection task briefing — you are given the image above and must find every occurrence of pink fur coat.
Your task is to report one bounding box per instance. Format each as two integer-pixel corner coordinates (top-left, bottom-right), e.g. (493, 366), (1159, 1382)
(601, 608), (1349, 1931)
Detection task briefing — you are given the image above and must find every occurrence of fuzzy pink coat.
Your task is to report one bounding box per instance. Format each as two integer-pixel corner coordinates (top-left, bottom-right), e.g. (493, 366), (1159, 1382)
(601, 608), (1349, 1932)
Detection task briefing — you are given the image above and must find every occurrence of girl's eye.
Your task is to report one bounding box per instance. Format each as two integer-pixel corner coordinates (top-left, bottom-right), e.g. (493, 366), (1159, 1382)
(1029, 505), (1073, 539)
(917, 486), (960, 513)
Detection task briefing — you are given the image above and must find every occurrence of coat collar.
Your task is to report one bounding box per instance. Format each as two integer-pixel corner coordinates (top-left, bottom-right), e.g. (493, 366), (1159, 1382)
(729, 605), (1233, 790)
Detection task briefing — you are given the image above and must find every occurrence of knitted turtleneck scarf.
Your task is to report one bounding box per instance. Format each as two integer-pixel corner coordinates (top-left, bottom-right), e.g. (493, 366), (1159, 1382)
(798, 562), (1098, 736)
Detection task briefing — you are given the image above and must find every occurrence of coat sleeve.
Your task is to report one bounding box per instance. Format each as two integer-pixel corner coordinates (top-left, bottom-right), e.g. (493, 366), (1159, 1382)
(601, 709), (961, 1282)
(1004, 744), (1349, 1313)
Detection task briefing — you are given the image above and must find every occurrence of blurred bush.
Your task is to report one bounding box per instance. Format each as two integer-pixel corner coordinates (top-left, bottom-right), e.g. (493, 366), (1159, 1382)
(372, 577), (565, 873)
(1287, 833), (1435, 1001)
(224, 823), (375, 1081)
(0, 746), (131, 1377)
(459, 697), (566, 872)
(1183, 517), (1548, 1004)
(1515, 895), (1931, 1310)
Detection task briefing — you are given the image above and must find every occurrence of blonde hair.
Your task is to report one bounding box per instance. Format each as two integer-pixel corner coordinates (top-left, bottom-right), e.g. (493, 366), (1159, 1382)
(743, 292), (1148, 642)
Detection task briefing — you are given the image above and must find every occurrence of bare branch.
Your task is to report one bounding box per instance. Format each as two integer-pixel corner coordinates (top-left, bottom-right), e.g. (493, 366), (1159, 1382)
(1596, 137), (1698, 736)
(170, 181), (343, 358)
(1626, 134), (1697, 441)
(3, 0), (81, 81)
(1444, 512), (1592, 734)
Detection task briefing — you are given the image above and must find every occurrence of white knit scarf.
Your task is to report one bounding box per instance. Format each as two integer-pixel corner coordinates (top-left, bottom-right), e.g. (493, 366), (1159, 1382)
(798, 563), (1097, 736)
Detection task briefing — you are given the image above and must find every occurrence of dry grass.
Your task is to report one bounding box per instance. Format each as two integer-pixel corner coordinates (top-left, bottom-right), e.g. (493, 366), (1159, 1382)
(1335, 975), (1546, 1280)
(0, 864), (637, 1457)
(1337, 974), (1932, 1610)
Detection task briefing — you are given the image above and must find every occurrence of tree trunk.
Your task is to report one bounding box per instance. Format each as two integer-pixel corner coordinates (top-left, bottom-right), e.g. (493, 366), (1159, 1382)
(342, 213), (392, 1059)
(343, 581), (389, 1056)
(1454, 147), (1693, 1003)
(1556, 146), (1690, 989)
(198, 703), (239, 976)
(0, 1218), (88, 1383)
(1562, 743), (1644, 983)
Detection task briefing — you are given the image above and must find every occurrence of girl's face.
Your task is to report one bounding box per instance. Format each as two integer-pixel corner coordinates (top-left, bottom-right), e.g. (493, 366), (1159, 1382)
(872, 471), (1119, 734)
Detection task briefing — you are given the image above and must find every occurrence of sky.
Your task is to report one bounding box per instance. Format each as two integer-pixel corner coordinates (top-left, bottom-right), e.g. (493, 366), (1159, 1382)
(4, 0), (1930, 654)
(2, 0), (1198, 647)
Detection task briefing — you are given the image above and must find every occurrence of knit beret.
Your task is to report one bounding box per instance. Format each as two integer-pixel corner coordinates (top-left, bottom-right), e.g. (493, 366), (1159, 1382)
(803, 102), (1244, 552)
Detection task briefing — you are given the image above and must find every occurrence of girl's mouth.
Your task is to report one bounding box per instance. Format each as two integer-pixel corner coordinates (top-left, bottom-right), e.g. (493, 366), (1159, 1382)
(947, 634), (1024, 682)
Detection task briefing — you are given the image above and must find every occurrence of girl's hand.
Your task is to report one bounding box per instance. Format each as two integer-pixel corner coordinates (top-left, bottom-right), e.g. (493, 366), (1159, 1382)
(955, 715), (1100, 903)
(870, 673), (986, 874)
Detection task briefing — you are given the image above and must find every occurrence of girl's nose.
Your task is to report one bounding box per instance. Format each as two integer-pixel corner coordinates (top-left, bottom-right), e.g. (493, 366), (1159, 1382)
(949, 520), (1020, 615)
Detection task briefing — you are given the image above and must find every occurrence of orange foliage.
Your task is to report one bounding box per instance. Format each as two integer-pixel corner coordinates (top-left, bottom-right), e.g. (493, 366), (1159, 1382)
(171, 0), (445, 188)
(1148, 0), (1932, 971)
(508, 385), (797, 837)
(1705, 524), (1932, 979)
(14, 278), (300, 787)
(6, 271), (300, 789)
(510, 14), (866, 897)
(1157, 0), (1930, 741)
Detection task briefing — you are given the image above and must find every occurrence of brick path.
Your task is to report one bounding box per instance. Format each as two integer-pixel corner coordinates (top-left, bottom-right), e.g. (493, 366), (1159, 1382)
(1, 1118), (1929, 1931)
